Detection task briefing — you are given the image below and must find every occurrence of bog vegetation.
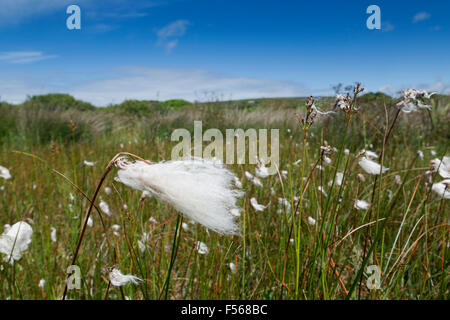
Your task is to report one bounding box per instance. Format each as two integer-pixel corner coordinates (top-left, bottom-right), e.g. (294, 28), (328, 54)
(0, 89), (448, 300)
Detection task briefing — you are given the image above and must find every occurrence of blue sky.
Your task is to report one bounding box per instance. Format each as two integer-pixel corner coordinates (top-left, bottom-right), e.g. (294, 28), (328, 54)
(0, 0), (449, 105)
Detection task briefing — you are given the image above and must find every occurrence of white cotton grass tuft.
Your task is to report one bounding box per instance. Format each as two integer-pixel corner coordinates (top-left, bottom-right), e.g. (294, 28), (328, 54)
(430, 156), (450, 179)
(109, 268), (143, 287)
(317, 186), (327, 197)
(354, 200), (371, 210)
(250, 197), (267, 211)
(328, 172), (344, 187)
(50, 227), (57, 243)
(255, 163), (269, 178)
(233, 176), (243, 189)
(83, 160), (96, 166)
(252, 176), (263, 187)
(196, 241), (209, 254)
(417, 150), (424, 160)
(0, 166), (12, 180)
(244, 171), (254, 180)
(229, 262), (237, 274)
(104, 187), (112, 195)
(0, 221), (33, 264)
(358, 157), (389, 175)
(307, 216), (316, 226)
(431, 179), (450, 199)
(99, 199), (112, 216)
(230, 208), (242, 217)
(278, 198), (291, 211)
(363, 150), (378, 159)
(114, 157), (243, 235)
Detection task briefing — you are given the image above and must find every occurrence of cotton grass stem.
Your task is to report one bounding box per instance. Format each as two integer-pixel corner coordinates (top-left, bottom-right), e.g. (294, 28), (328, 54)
(62, 152), (150, 300)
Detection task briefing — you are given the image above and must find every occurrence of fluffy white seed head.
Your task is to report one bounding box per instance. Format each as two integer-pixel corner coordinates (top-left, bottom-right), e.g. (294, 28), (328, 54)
(229, 262), (237, 274)
(430, 156), (450, 179)
(115, 157), (243, 235)
(50, 227), (57, 243)
(83, 160), (96, 167)
(354, 199), (371, 210)
(0, 166), (12, 180)
(196, 241), (209, 254)
(109, 268), (143, 287)
(358, 157), (389, 175)
(307, 216), (316, 226)
(255, 164), (269, 178)
(250, 197), (266, 211)
(0, 221), (33, 264)
(431, 179), (450, 199)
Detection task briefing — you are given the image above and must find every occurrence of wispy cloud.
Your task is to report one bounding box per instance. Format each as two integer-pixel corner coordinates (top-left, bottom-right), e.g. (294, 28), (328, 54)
(381, 21), (395, 32)
(0, 0), (87, 26)
(0, 0), (159, 26)
(413, 11), (431, 23)
(156, 20), (190, 52)
(0, 51), (57, 64)
(0, 66), (309, 105)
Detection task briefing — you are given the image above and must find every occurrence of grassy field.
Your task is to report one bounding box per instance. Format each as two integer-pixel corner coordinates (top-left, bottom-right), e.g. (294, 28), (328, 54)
(0, 90), (448, 300)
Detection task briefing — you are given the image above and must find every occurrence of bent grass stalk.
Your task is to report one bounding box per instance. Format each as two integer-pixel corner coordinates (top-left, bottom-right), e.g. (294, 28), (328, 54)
(62, 152), (152, 299)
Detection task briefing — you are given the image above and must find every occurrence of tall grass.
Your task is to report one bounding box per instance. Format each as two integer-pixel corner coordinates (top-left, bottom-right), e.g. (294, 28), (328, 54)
(0, 92), (448, 299)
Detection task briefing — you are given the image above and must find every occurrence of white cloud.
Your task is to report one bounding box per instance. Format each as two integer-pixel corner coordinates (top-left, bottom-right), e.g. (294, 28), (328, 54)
(381, 21), (395, 32)
(0, 0), (88, 26)
(166, 39), (179, 52)
(156, 20), (190, 51)
(0, 67), (309, 106)
(2, 67), (448, 106)
(157, 20), (190, 39)
(0, 0), (158, 26)
(0, 51), (57, 64)
(413, 12), (431, 23)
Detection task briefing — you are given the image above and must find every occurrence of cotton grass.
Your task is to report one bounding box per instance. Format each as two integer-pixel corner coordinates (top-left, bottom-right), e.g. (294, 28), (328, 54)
(358, 157), (389, 175)
(109, 268), (143, 287)
(0, 166), (11, 180)
(0, 221), (33, 264)
(114, 157), (243, 235)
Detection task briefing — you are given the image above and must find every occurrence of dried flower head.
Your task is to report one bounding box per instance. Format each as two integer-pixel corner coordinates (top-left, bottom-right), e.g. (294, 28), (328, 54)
(396, 89), (436, 113)
(296, 95), (334, 135)
(335, 83), (364, 120)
